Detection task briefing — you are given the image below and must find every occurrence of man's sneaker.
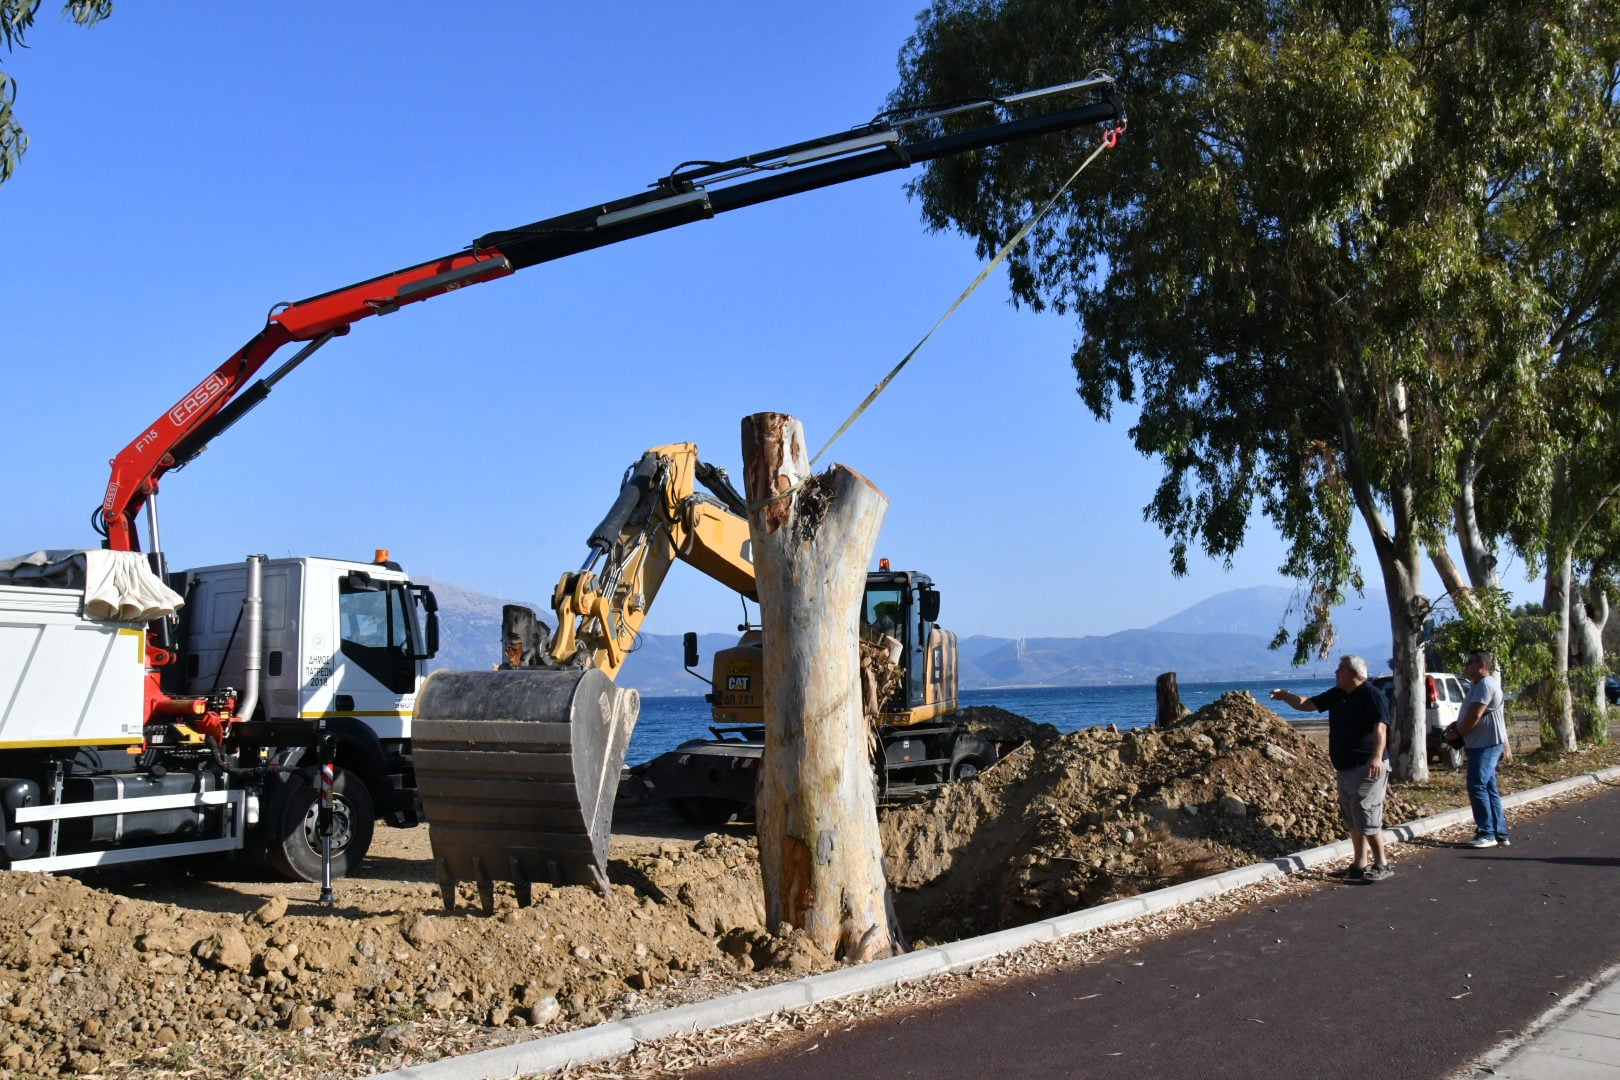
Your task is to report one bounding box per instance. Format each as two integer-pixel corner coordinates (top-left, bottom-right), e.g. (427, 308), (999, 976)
(1331, 865), (1367, 880)
(1363, 864), (1394, 882)
(1466, 836), (1499, 848)
(1497, 837), (1512, 847)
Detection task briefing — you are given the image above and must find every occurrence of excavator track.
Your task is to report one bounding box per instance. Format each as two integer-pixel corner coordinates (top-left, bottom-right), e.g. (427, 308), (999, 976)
(412, 667), (638, 913)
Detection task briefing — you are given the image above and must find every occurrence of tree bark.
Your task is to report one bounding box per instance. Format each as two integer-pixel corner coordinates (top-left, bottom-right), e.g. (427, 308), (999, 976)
(1454, 438), (1502, 593)
(741, 412), (899, 961)
(1155, 672), (1187, 727)
(1571, 572), (1608, 740)
(1428, 547), (1475, 616)
(1544, 550), (1578, 750)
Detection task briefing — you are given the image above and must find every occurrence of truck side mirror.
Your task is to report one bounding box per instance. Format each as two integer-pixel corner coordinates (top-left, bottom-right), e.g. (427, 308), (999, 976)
(424, 611), (440, 658)
(412, 585), (440, 659)
(919, 587), (941, 624)
(683, 631), (700, 670)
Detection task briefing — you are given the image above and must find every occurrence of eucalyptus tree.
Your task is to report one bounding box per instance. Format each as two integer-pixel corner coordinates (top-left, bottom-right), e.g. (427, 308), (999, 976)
(1531, 334), (1620, 746)
(1, 0), (112, 185)
(891, 0), (1616, 779)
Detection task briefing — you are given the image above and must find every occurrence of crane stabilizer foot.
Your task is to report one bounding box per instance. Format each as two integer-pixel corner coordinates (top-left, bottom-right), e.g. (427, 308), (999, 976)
(412, 666), (639, 913)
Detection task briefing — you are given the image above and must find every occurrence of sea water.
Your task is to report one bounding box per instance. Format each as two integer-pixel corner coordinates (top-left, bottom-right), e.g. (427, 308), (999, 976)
(625, 677), (1338, 765)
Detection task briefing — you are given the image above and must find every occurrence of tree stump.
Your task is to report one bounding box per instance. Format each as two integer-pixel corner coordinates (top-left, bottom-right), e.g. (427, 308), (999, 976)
(1155, 672), (1188, 727)
(741, 412), (899, 961)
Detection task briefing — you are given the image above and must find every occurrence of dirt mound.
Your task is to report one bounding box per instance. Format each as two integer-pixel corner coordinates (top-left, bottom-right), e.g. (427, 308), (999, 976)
(954, 705), (1063, 752)
(0, 832), (798, 1077)
(0, 697), (1407, 1076)
(884, 692), (1413, 943)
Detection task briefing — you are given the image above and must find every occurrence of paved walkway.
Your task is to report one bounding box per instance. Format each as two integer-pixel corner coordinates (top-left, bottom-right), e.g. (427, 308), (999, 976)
(385, 770), (1620, 1080)
(1480, 962), (1620, 1078)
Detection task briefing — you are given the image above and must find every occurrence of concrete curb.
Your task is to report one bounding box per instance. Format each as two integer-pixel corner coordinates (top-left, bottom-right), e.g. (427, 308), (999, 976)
(376, 764), (1620, 1080)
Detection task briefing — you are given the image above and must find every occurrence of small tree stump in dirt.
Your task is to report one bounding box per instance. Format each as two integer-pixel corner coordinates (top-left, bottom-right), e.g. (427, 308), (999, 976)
(741, 411), (899, 962)
(1156, 672), (1189, 727)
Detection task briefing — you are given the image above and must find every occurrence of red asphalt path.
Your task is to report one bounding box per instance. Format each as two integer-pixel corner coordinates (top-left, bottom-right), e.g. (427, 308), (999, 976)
(688, 782), (1620, 1080)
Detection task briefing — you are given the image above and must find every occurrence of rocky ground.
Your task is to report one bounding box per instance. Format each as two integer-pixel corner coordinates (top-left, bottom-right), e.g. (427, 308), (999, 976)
(0, 693), (1525, 1079)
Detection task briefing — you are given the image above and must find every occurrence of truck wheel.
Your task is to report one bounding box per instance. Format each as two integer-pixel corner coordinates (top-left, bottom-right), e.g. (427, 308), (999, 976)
(265, 767), (375, 883)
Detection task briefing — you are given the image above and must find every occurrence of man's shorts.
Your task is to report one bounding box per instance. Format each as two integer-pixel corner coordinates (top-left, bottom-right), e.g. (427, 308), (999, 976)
(1336, 765), (1388, 835)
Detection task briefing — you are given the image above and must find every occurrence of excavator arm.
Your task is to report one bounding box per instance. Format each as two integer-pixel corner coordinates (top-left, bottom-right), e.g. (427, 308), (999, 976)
(413, 443), (764, 907)
(547, 444), (757, 679)
(96, 75), (1123, 557)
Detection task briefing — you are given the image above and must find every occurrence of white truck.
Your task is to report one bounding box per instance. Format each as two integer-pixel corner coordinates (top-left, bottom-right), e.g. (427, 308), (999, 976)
(0, 550), (436, 879)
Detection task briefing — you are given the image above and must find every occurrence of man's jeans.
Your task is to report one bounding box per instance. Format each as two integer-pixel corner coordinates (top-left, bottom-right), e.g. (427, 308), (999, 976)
(1466, 742), (1507, 840)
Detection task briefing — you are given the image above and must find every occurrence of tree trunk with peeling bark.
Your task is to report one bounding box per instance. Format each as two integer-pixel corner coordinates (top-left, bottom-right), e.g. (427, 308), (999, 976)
(741, 412), (899, 962)
(1429, 547), (1475, 616)
(1571, 573), (1608, 740)
(1544, 551), (1578, 750)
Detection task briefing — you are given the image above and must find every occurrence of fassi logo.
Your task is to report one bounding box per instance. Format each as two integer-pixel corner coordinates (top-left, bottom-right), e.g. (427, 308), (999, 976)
(168, 373), (229, 427)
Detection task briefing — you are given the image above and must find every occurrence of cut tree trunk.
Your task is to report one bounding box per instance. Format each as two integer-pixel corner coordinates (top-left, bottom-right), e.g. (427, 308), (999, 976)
(741, 412), (899, 962)
(1155, 673), (1187, 727)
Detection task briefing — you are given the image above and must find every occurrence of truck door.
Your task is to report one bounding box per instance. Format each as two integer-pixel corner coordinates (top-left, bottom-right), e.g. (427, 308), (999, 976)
(333, 574), (418, 738)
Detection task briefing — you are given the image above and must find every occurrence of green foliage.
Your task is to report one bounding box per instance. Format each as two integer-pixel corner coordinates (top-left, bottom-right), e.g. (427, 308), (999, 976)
(1432, 593), (1562, 737)
(1430, 588), (1553, 697)
(892, 0), (1620, 665)
(0, 0), (112, 186)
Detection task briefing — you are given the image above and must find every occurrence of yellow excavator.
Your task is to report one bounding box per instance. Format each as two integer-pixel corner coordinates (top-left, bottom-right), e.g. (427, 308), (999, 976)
(413, 444), (757, 907)
(633, 556), (985, 826)
(412, 444), (983, 910)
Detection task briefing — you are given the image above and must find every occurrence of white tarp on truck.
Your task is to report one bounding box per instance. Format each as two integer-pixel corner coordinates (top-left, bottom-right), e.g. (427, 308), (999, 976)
(0, 549), (183, 621)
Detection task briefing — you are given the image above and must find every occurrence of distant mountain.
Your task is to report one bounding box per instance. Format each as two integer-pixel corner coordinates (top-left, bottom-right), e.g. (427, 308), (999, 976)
(1149, 585), (1392, 647)
(420, 576), (731, 696)
(422, 580), (1396, 695)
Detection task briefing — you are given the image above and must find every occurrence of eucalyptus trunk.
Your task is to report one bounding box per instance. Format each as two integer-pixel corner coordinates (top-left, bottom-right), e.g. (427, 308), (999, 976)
(1570, 574), (1609, 742)
(1543, 551), (1578, 750)
(741, 411), (899, 962)
(1454, 439), (1502, 594)
(1381, 551), (1430, 782)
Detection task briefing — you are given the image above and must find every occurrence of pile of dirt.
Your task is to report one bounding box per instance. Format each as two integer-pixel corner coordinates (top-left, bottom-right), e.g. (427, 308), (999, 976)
(884, 692), (1413, 942)
(0, 696), (1402, 1077)
(0, 832), (797, 1078)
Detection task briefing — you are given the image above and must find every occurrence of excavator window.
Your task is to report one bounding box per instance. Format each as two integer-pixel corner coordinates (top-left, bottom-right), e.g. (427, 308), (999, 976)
(863, 590), (906, 641)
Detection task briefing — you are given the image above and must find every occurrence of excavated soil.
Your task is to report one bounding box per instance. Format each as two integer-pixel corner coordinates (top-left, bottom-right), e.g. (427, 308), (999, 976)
(0, 694), (1394, 1078)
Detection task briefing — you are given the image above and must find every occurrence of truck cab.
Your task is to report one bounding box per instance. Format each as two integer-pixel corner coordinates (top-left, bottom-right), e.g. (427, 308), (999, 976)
(169, 554), (439, 876)
(172, 554), (437, 734)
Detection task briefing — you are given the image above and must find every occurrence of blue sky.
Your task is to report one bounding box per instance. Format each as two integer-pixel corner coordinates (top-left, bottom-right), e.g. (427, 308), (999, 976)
(1, 3), (1539, 644)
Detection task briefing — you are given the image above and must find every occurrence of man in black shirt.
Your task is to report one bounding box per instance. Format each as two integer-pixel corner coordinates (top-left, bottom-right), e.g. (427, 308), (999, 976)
(1272, 654), (1393, 881)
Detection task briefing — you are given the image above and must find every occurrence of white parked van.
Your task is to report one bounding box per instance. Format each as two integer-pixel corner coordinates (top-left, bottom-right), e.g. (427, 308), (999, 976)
(1370, 672), (1469, 767)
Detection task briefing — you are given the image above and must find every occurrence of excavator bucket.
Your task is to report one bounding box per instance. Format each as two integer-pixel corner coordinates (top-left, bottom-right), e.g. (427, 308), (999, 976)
(411, 666), (639, 912)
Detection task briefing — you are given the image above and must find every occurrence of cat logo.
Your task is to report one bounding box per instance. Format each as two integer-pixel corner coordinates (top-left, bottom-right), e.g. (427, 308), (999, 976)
(726, 675), (751, 692)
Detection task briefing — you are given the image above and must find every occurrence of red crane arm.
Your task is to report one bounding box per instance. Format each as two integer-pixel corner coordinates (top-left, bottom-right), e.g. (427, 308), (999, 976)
(95, 76), (1124, 553)
(97, 251), (515, 550)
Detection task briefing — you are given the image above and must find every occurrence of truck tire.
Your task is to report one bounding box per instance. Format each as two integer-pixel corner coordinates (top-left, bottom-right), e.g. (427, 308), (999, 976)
(265, 767), (375, 883)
